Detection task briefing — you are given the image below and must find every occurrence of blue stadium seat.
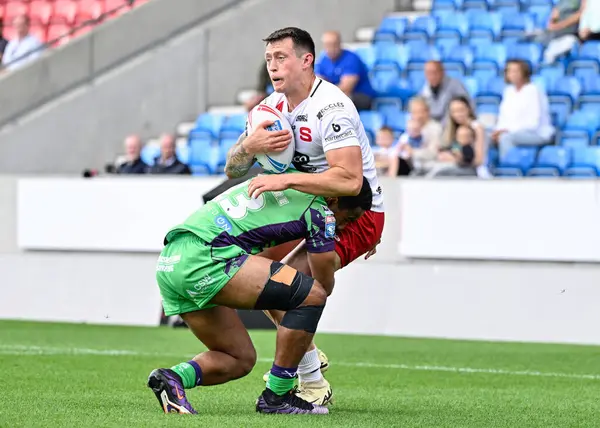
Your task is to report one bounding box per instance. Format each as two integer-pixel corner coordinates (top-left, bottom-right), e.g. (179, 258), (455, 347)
(579, 74), (600, 105)
(384, 111), (408, 133)
(495, 4), (521, 15)
(564, 147), (600, 176)
(475, 76), (505, 105)
(537, 63), (565, 88)
(579, 101), (600, 113)
(375, 78), (415, 101)
(526, 146), (571, 176)
(472, 43), (506, 76)
(463, 77), (479, 98)
(359, 111), (384, 144)
(374, 16), (409, 42)
(371, 66), (402, 94)
(443, 45), (474, 75)
(374, 43), (405, 68)
(188, 137), (218, 175)
(501, 12), (534, 39)
(406, 42), (440, 70)
(432, 0), (463, 10)
(567, 41), (600, 75)
(496, 146), (538, 175)
(523, 0), (553, 6)
(468, 35), (495, 52)
(190, 114), (224, 141)
(404, 16), (436, 42)
(374, 98), (404, 116)
(433, 32), (462, 56)
(467, 10), (502, 40)
(487, 146), (500, 169)
(437, 13), (469, 39)
(506, 42), (542, 69)
(571, 65), (598, 89)
(216, 138), (238, 172)
(407, 71), (426, 91)
(559, 136), (589, 150)
(463, 0), (490, 11)
(141, 144), (160, 166)
(560, 110), (600, 142)
(472, 67), (500, 89)
(219, 114), (246, 139)
(549, 101), (570, 128)
(548, 76), (582, 110)
(528, 5), (551, 28)
(476, 101), (500, 115)
(354, 46), (377, 70)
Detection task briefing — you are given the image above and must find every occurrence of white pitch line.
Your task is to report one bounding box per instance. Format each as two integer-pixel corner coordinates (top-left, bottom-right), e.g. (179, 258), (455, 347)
(1, 345), (599, 381)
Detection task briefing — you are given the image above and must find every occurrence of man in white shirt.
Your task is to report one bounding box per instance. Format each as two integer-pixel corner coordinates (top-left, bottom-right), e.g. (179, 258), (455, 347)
(2, 15), (43, 72)
(225, 27), (384, 407)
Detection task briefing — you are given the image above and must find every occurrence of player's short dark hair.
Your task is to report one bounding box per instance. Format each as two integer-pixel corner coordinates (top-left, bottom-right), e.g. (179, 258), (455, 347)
(263, 27), (316, 68)
(338, 177), (373, 212)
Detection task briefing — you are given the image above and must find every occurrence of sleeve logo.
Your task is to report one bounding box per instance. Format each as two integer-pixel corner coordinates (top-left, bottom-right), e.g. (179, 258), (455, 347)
(316, 102), (344, 120)
(332, 123), (341, 132)
(325, 215), (336, 238)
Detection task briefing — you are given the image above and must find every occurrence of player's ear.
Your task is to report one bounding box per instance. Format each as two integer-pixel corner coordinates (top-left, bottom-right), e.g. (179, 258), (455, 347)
(326, 197), (338, 209)
(304, 53), (314, 69)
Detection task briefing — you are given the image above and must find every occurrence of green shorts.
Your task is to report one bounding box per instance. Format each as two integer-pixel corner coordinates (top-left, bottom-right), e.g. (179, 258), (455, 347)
(155, 232), (249, 316)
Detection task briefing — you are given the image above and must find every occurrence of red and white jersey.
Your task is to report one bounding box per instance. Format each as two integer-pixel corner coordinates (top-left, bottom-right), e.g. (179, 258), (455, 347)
(260, 78), (384, 212)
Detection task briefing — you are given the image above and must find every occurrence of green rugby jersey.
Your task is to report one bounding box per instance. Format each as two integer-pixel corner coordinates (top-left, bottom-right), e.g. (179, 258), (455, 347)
(164, 179), (337, 255)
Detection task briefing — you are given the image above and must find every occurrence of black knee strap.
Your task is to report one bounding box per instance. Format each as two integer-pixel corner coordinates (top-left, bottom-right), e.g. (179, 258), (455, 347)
(254, 262), (313, 311)
(280, 304), (325, 334)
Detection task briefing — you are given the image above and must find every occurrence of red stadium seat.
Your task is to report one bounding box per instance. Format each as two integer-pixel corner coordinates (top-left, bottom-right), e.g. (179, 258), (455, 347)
(77, 0), (104, 20)
(29, 24), (47, 43)
(29, 1), (53, 26)
(47, 23), (71, 43)
(3, 25), (17, 40)
(4, 1), (29, 22)
(52, 0), (77, 25)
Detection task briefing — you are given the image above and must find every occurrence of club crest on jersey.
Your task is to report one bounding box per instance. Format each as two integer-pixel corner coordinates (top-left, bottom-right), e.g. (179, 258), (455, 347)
(325, 214), (336, 238)
(266, 120), (283, 132)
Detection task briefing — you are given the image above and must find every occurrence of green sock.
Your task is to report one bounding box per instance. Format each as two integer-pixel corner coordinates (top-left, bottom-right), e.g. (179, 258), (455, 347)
(267, 372), (295, 396)
(170, 361), (200, 389)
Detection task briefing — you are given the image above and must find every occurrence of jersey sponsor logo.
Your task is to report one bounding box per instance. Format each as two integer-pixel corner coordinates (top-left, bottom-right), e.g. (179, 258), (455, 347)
(296, 114), (308, 122)
(376, 186), (382, 195)
(266, 120), (283, 132)
(332, 123), (341, 132)
(325, 214), (336, 238)
(292, 151), (317, 173)
(186, 274), (213, 298)
(156, 255), (181, 272)
(324, 129), (355, 143)
(316, 102), (344, 120)
(299, 127), (312, 142)
(214, 215), (233, 232)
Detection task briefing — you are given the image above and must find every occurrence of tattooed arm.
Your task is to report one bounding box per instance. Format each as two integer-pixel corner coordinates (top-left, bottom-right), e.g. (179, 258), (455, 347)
(224, 133), (255, 179)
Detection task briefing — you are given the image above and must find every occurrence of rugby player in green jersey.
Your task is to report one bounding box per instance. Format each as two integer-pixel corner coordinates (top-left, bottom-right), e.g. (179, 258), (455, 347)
(147, 176), (372, 415)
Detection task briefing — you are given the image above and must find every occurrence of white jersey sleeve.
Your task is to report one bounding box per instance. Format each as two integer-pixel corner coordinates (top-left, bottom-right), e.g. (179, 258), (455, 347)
(317, 105), (361, 153)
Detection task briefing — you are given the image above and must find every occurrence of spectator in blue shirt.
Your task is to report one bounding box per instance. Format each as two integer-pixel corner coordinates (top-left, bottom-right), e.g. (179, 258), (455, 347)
(315, 31), (375, 111)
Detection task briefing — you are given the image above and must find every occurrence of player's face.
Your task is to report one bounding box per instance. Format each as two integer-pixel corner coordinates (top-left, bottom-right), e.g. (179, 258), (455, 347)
(265, 38), (306, 93)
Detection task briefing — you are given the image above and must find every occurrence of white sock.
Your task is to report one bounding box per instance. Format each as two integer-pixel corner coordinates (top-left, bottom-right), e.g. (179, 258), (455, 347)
(297, 348), (323, 383)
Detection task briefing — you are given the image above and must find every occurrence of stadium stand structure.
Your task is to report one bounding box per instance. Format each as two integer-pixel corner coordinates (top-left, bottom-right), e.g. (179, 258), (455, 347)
(153, 0), (599, 177)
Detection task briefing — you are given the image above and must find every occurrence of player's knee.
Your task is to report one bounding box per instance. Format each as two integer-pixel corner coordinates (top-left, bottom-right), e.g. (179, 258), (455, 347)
(254, 262), (315, 311)
(236, 347), (257, 378)
(303, 280), (327, 307)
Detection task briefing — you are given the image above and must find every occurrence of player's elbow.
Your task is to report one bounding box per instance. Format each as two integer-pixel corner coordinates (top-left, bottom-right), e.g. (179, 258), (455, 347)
(347, 176), (362, 196)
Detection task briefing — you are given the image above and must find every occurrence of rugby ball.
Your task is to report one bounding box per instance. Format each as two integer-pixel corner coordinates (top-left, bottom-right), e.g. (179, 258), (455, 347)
(248, 104), (296, 174)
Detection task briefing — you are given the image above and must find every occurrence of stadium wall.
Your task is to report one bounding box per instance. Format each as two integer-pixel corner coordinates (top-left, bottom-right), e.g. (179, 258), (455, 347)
(0, 0), (395, 174)
(1, 176), (600, 344)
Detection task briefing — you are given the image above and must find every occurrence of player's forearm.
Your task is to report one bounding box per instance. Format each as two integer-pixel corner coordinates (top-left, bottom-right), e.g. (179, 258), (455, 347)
(225, 134), (255, 179)
(286, 167), (362, 197)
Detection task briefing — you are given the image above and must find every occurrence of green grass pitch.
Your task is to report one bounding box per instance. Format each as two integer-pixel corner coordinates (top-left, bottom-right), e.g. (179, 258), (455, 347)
(2, 320), (599, 427)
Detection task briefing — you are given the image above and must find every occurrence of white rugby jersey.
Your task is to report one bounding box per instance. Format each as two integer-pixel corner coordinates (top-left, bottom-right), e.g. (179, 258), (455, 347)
(259, 78), (384, 212)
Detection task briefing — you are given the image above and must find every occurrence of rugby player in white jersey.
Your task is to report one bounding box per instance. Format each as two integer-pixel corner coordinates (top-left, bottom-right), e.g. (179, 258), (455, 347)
(225, 27), (385, 406)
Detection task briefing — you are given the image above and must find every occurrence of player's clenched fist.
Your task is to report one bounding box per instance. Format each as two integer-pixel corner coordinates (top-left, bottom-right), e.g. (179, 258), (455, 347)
(244, 120), (292, 154)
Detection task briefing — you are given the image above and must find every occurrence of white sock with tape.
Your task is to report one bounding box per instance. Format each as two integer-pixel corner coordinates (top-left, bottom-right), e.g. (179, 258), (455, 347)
(297, 348), (323, 383)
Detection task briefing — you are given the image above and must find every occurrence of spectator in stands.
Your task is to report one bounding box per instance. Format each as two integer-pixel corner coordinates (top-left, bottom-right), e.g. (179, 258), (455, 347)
(425, 96), (486, 177)
(315, 31), (375, 111)
(533, 0), (583, 64)
(372, 126), (396, 175)
(244, 65), (271, 112)
(579, 0), (600, 41)
(148, 134), (191, 175)
(116, 135), (148, 174)
(420, 61), (472, 123)
(1, 15), (43, 71)
(0, 19), (8, 64)
(388, 96), (443, 176)
(492, 60), (554, 159)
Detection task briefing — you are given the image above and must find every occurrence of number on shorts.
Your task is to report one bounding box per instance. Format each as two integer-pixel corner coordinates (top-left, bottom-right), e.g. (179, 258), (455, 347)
(218, 192), (266, 220)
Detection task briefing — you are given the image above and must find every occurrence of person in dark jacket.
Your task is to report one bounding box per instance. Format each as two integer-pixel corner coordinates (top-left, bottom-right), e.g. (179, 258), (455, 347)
(148, 134), (191, 175)
(116, 135), (148, 174)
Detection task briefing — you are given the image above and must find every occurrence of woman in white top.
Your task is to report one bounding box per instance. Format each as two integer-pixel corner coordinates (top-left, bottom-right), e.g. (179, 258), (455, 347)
(579, 0), (600, 41)
(492, 60), (555, 158)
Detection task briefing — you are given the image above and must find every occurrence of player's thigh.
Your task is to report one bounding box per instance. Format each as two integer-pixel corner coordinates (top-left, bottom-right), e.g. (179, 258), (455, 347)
(258, 239), (303, 262)
(181, 307), (255, 361)
(335, 211), (385, 268)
